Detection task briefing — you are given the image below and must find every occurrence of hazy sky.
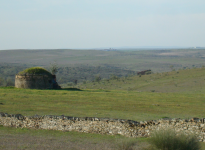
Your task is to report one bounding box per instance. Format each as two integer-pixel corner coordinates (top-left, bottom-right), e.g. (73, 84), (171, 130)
(1, 0), (205, 49)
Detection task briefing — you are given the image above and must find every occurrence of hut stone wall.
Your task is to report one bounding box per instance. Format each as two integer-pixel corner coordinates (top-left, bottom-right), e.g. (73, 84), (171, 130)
(15, 75), (52, 89)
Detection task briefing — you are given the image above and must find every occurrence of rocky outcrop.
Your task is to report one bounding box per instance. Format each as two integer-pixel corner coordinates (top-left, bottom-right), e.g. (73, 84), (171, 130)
(1, 112), (205, 142)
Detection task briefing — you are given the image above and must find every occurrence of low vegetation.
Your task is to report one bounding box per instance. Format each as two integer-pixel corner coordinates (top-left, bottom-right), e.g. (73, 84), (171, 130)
(150, 128), (201, 150)
(0, 125), (204, 150)
(18, 67), (52, 76)
(78, 67), (205, 93)
(0, 63), (136, 86)
(0, 125), (150, 150)
(0, 85), (205, 121)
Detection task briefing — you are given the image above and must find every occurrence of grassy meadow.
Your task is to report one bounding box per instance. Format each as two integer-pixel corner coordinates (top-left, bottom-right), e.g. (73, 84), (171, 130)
(1, 49), (205, 149)
(1, 83), (205, 149)
(1, 68), (205, 121)
(78, 67), (205, 93)
(1, 67), (205, 122)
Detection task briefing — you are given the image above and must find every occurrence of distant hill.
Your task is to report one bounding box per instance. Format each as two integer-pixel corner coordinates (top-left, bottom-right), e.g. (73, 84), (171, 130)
(1, 49), (205, 87)
(78, 67), (205, 93)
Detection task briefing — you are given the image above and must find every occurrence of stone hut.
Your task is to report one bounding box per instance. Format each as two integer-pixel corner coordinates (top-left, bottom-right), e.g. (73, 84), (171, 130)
(15, 67), (60, 89)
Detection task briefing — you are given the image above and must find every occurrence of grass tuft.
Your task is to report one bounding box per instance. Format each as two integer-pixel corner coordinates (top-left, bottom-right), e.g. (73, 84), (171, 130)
(149, 128), (201, 150)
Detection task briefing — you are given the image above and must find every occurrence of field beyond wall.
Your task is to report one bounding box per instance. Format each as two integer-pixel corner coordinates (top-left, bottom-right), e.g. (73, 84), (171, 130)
(0, 87), (205, 121)
(1, 68), (205, 121)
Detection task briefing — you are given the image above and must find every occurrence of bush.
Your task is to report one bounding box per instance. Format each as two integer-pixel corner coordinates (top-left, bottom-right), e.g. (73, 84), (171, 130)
(67, 82), (73, 86)
(149, 128), (201, 150)
(6, 77), (14, 86)
(110, 74), (119, 80)
(50, 61), (58, 75)
(0, 77), (5, 86)
(95, 74), (101, 82)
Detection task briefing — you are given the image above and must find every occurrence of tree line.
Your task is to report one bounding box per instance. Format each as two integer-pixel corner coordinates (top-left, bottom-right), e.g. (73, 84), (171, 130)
(0, 64), (137, 87)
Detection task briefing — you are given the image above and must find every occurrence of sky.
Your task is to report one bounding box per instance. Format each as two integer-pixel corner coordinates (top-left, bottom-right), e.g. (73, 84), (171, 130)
(0, 0), (205, 49)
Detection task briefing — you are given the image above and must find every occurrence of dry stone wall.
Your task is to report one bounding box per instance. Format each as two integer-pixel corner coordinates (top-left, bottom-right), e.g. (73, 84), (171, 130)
(15, 75), (53, 89)
(1, 112), (205, 142)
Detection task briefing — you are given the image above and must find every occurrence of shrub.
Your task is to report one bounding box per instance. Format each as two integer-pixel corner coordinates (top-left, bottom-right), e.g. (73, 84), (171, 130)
(6, 77), (14, 86)
(149, 128), (201, 150)
(0, 77), (5, 86)
(110, 74), (119, 80)
(95, 74), (101, 82)
(67, 82), (73, 86)
(50, 61), (58, 75)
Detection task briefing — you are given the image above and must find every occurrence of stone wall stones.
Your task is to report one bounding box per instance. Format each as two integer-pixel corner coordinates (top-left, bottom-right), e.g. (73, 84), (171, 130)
(15, 75), (53, 89)
(1, 112), (205, 142)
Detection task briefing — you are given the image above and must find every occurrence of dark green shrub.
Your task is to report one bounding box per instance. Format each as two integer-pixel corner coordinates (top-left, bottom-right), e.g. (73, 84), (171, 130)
(110, 74), (119, 80)
(50, 61), (58, 75)
(95, 74), (101, 82)
(67, 82), (73, 86)
(150, 129), (201, 150)
(0, 77), (5, 86)
(6, 77), (14, 86)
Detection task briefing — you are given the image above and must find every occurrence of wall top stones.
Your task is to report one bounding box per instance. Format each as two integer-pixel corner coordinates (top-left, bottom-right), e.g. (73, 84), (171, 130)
(1, 112), (204, 125)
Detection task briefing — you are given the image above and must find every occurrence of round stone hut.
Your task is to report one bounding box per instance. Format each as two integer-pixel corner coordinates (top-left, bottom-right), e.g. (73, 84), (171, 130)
(15, 67), (60, 89)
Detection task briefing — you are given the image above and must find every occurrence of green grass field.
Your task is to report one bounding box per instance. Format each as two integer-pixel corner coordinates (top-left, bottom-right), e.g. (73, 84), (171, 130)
(1, 68), (205, 120)
(1, 68), (205, 121)
(1, 86), (205, 149)
(1, 65), (205, 149)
